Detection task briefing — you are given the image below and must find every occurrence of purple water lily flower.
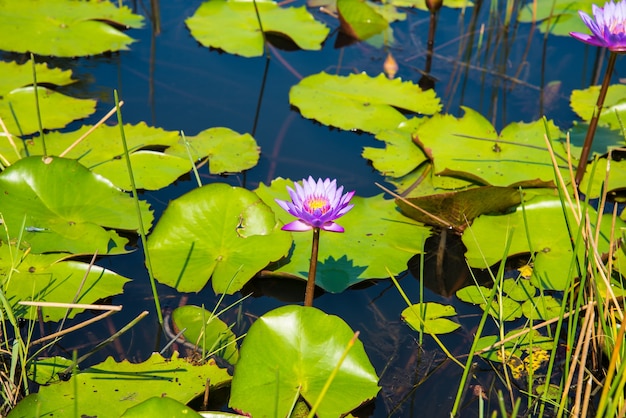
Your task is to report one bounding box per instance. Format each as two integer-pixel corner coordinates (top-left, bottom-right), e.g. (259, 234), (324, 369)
(276, 177), (355, 233)
(570, 0), (626, 52)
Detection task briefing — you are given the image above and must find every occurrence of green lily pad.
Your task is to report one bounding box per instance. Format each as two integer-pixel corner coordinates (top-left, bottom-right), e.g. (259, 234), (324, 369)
(415, 108), (566, 186)
(337, 0), (388, 40)
(566, 122), (624, 163)
(147, 183), (292, 294)
(121, 397), (203, 418)
(456, 284), (523, 322)
(1, 250), (130, 322)
(28, 357), (75, 385)
(401, 302), (461, 334)
(0, 124), (260, 190)
(518, 0), (597, 36)
(255, 178), (431, 292)
(8, 352), (231, 418)
(0, 0), (143, 57)
(289, 72), (441, 135)
(521, 295), (562, 320)
(186, 0), (329, 58)
(229, 305), (379, 418)
(462, 195), (622, 290)
(0, 156), (153, 254)
(570, 84), (626, 130)
(171, 305), (239, 365)
(165, 127), (260, 175)
(578, 158), (626, 199)
(362, 118), (428, 178)
(0, 60), (96, 136)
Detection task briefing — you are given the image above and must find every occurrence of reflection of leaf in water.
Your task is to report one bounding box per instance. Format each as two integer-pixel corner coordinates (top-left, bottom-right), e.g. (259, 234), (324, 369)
(312, 255), (368, 293)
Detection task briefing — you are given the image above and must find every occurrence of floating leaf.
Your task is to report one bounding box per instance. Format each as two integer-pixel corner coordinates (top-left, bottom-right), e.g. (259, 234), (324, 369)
(570, 84), (626, 130)
(255, 178), (430, 292)
(463, 195), (622, 290)
(566, 122), (623, 163)
(165, 127), (260, 174)
(147, 183), (292, 294)
(229, 305), (379, 418)
(8, 352), (230, 418)
(0, 124), (260, 190)
(171, 305), (239, 365)
(521, 295), (562, 320)
(0, 60), (96, 136)
(289, 72), (441, 135)
(186, 0), (329, 58)
(396, 185), (523, 231)
(1, 250), (130, 322)
(28, 357), (74, 385)
(0, 0), (143, 57)
(415, 108), (566, 186)
(0, 156), (152, 254)
(401, 303), (461, 334)
(362, 118), (428, 178)
(518, 0), (596, 36)
(337, 0), (388, 40)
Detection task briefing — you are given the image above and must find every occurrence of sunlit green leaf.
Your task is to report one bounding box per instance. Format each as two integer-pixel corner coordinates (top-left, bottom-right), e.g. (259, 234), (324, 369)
(229, 305), (379, 417)
(0, 156), (152, 254)
(570, 84), (626, 130)
(463, 195), (622, 290)
(401, 303), (461, 334)
(28, 357), (75, 385)
(0, 0), (143, 57)
(147, 183), (292, 294)
(521, 295), (562, 320)
(337, 0), (388, 40)
(186, 0), (329, 57)
(8, 352), (230, 418)
(415, 108), (566, 186)
(362, 118), (428, 178)
(1, 250), (129, 322)
(255, 178), (431, 292)
(0, 61), (96, 136)
(518, 0), (596, 36)
(0, 124), (259, 190)
(289, 72), (441, 135)
(171, 305), (239, 365)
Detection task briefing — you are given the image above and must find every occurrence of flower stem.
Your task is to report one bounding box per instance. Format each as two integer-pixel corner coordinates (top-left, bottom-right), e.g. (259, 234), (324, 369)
(575, 51), (617, 187)
(304, 227), (320, 307)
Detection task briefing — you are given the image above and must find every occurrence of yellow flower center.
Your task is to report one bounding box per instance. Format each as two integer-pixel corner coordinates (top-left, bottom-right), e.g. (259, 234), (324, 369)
(304, 196), (330, 215)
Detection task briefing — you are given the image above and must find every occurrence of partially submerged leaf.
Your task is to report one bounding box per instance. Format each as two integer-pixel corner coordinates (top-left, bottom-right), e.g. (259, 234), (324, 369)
(8, 352), (230, 418)
(0, 0), (144, 57)
(396, 186), (523, 231)
(0, 156), (153, 254)
(229, 305), (379, 417)
(186, 0), (329, 57)
(0, 60), (96, 136)
(570, 84), (626, 130)
(289, 72), (441, 134)
(147, 183), (292, 294)
(121, 397), (203, 418)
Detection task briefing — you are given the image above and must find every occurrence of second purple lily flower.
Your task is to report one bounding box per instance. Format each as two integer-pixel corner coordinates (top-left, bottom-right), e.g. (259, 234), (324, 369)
(276, 177), (355, 233)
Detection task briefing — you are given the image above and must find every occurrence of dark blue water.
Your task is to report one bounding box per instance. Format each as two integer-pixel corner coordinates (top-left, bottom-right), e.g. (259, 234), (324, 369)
(17, 0), (624, 416)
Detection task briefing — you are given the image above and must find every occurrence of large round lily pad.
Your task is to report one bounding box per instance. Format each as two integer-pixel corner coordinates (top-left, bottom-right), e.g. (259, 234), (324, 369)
(229, 305), (379, 417)
(147, 183), (292, 294)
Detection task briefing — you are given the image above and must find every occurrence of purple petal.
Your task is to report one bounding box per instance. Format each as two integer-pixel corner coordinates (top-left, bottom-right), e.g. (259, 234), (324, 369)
(321, 222), (345, 233)
(281, 220), (313, 232)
